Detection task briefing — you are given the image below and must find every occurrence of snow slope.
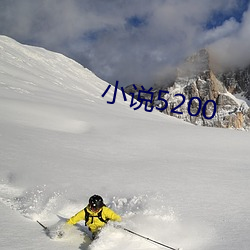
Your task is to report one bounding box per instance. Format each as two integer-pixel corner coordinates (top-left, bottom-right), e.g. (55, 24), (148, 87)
(0, 36), (250, 250)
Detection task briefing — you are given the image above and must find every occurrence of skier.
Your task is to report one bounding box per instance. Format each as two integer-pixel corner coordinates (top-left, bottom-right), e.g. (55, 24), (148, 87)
(66, 194), (121, 239)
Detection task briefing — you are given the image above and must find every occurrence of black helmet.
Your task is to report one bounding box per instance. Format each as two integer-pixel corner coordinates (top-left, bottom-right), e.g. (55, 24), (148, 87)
(89, 195), (104, 210)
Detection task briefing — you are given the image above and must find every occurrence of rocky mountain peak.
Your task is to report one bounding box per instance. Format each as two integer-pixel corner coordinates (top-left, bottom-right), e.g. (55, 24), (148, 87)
(177, 48), (210, 78)
(125, 48), (250, 130)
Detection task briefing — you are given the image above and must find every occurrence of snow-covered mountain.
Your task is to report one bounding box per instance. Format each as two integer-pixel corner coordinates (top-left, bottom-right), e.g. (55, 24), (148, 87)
(0, 36), (250, 250)
(125, 49), (250, 130)
(170, 49), (250, 129)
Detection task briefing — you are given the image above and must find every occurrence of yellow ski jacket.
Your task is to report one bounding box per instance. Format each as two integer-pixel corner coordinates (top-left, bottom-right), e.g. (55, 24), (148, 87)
(67, 206), (121, 233)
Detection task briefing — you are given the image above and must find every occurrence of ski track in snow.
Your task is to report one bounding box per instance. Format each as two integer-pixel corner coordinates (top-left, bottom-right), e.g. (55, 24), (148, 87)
(0, 179), (212, 250)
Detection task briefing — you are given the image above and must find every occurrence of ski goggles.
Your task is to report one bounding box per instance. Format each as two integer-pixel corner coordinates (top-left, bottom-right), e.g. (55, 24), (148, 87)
(89, 205), (101, 212)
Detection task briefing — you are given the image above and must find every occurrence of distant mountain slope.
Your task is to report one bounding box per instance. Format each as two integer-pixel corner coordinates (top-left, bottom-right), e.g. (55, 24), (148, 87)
(0, 35), (133, 133)
(0, 35), (111, 101)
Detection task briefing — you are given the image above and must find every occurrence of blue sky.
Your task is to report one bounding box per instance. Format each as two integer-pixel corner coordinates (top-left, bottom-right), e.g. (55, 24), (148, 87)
(0, 0), (249, 87)
(206, 0), (249, 28)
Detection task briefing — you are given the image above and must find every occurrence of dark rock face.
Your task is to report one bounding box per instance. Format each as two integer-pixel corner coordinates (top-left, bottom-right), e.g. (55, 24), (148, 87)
(217, 66), (250, 100)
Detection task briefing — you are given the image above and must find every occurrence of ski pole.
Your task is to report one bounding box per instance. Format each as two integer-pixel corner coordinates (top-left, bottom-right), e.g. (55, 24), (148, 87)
(37, 220), (48, 231)
(122, 227), (180, 250)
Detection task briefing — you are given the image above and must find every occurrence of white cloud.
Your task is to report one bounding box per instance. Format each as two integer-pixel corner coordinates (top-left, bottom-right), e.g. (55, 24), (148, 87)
(0, 0), (249, 86)
(200, 18), (240, 45)
(209, 5), (250, 69)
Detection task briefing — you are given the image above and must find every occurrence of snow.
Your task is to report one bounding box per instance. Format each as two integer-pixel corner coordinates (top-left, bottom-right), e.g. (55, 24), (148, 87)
(234, 93), (250, 107)
(0, 35), (250, 250)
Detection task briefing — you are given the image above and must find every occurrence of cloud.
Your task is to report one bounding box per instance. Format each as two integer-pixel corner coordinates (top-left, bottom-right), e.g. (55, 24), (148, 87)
(209, 4), (250, 69)
(0, 0), (249, 87)
(200, 18), (240, 45)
